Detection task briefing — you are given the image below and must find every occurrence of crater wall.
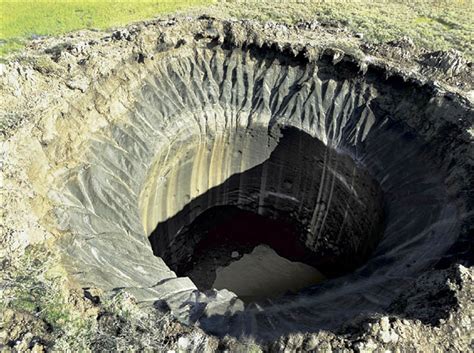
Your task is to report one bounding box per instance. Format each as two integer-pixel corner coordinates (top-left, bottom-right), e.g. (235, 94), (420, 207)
(47, 32), (473, 340)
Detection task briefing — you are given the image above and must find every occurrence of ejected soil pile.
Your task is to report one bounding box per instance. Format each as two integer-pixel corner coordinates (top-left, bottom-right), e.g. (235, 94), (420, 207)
(1, 17), (473, 351)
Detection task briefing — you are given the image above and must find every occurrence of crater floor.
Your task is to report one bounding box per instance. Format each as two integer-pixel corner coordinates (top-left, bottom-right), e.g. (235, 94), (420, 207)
(213, 244), (325, 303)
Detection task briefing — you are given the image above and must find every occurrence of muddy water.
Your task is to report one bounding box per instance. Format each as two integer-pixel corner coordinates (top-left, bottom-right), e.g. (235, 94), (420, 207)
(213, 245), (325, 303)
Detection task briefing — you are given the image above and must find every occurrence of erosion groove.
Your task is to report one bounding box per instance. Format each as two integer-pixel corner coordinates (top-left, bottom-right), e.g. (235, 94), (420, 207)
(39, 22), (474, 342)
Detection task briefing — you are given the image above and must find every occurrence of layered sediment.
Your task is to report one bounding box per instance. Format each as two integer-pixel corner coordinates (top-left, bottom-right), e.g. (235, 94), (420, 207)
(1, 17), (472, 347)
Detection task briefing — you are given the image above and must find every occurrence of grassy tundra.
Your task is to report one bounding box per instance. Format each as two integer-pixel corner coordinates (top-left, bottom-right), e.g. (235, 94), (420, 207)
(0, 0), (473, 59)
(0, 0), (213, 56)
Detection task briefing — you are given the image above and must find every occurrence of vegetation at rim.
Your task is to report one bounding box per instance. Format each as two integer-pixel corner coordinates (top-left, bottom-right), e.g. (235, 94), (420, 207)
(1, 0), (473, 59)
(0, 0), (213, 56)
(219, 0), (473, 60)
(0, 244), (179, 351)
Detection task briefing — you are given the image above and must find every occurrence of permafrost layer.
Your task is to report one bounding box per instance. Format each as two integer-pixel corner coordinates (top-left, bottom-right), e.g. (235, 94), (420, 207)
(41, 27), (474, 341)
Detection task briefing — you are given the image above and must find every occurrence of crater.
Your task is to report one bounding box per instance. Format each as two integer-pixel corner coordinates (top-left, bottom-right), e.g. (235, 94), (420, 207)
(56, 30), (472, 342)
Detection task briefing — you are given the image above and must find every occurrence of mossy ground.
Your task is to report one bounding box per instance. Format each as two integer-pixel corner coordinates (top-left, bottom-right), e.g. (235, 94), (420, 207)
(215, 0), (473, 60)
(1, 1), (472, 59)
(0, 244), (180, 351)
(0, 0), (213, 56)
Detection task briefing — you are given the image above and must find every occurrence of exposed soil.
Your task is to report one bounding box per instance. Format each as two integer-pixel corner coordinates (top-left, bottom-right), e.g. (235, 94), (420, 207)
(1, 14), (472, 352)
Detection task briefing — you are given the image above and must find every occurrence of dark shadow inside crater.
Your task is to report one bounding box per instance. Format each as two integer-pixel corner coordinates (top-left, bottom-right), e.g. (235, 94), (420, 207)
(149, 127), (385, 303)
(171, 205), (325, 303)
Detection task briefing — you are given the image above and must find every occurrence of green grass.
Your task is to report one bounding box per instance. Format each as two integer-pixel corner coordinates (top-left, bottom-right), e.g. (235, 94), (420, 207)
(0, 0), (213, 56)
(215, 0), (474, 60)
(0, 1), (472, 59)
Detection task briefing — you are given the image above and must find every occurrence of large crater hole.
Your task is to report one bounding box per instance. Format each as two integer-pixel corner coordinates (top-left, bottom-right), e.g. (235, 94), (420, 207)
(147, 127), (384, 303)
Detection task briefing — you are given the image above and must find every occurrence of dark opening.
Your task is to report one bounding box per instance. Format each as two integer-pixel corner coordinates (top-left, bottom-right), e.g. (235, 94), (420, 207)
(172, 205), (321, 299)
(149, 127), (385, 303)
